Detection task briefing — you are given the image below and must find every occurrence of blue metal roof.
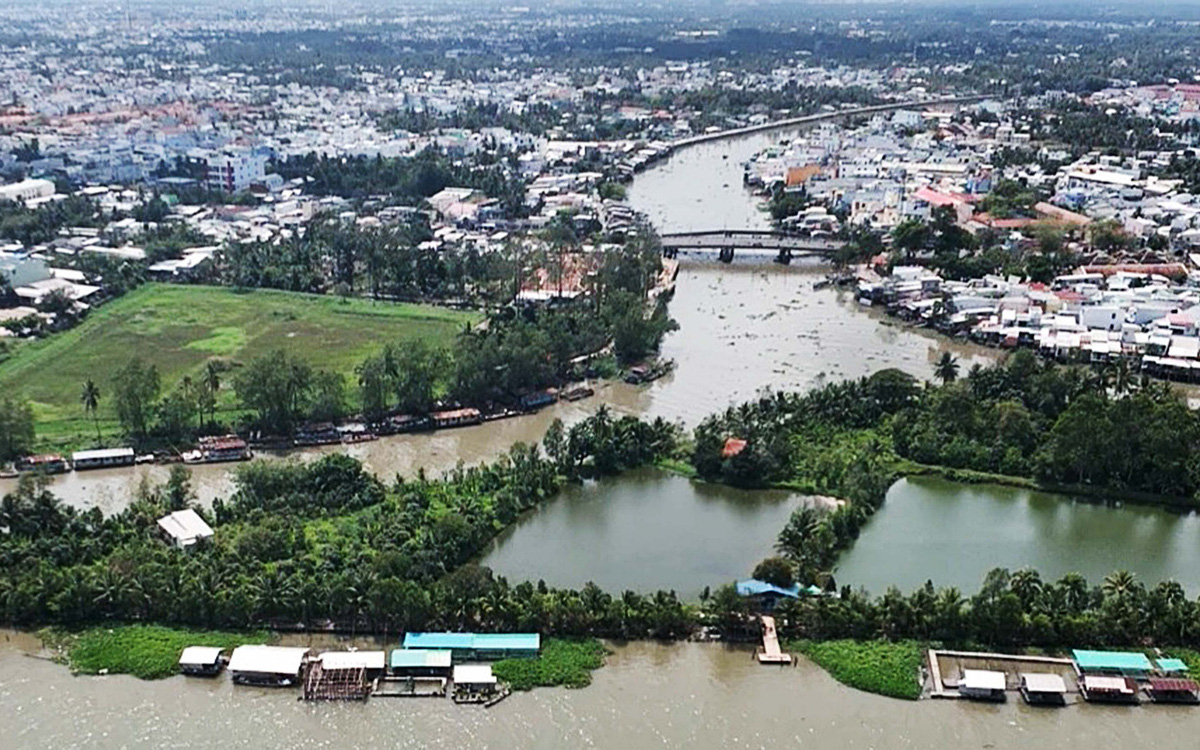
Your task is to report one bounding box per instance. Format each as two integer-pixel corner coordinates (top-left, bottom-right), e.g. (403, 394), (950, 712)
(1157, 658), (1190, 673)
(389, 649), (453, 669)
(402, 632), (541, 651)
(735, 579), (801, 599)
(1072, 649), (1153, 672)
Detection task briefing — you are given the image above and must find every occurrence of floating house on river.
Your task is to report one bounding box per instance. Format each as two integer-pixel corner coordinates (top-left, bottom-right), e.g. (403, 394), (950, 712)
(1019, 673), (1067, 706)
(959, 669), (1007, 702)
(178, 646), (225, 677)
(452, 665), (499, 703)
(1147, 677), (1200, 704)
(402, 633), (540, 661)
(1080, 675), (1140, 704)
(228, 645), (312, 687)
(71, 447), (135, 471)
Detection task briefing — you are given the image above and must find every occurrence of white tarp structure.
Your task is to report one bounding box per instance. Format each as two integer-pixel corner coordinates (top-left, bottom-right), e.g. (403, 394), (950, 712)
(453, 665), (497, 686)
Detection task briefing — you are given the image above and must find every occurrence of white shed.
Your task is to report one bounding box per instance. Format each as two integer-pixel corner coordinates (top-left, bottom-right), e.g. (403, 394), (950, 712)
(156, 509), (214, 548)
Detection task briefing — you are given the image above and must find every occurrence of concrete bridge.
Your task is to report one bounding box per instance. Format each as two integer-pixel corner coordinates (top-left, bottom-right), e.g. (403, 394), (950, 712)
(659, 230), (842, 263)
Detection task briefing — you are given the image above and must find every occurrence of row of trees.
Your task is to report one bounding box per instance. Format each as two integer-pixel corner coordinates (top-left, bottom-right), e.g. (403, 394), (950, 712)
(0, 410), (684, 635)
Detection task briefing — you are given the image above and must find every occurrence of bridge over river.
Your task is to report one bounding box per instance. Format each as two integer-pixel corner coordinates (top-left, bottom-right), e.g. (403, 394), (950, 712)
(659, 229), (843, 263)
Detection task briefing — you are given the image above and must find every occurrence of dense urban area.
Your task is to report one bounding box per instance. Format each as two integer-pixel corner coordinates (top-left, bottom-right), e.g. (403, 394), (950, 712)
(7, 0), (1200, 746)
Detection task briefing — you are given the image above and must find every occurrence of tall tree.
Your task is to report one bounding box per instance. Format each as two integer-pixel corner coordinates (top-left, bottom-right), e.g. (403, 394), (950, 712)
(80, 379), (101, 441)
(111, 359), (160, 440)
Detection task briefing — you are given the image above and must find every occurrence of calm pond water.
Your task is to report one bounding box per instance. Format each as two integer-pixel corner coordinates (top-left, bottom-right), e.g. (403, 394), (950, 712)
(836, 476), (1200, 595)
(479, 469), (830, 597)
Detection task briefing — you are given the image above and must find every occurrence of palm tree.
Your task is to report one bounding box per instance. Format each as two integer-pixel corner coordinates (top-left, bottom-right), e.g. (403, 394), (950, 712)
(202, 361), (222, 424)
(80, 378), (101, 441)
(1102, 570), (1137, 601)
(934, 352), (960, 385)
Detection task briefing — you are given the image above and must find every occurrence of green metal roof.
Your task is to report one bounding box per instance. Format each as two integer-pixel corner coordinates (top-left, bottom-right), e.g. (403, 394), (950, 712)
(402, 632), (541, 651)
(1157, 657), (1190, 673)
(1072, 649), (1153, 672)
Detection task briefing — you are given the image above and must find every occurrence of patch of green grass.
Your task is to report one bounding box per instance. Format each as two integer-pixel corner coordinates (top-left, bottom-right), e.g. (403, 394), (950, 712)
(655, 457), (698, 478)
(42, 625), (269, 680)
(0, 284), (478, 449)
(492, 638), (607, 691)
(185, 325), (248, 355)
(788, 639), (923, 700)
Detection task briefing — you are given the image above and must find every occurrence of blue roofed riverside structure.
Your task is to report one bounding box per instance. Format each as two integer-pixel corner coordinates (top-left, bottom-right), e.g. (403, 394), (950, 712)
(735, 579), (823, 611)
(401, 633), (540, 661)
(1157, 658), (1190, 674)
(388, 649), (453, 677)
(1072, 650), (1155, 677)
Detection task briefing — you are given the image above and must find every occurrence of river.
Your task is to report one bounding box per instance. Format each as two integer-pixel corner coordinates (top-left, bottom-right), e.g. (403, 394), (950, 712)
(8, 123), (1200, 747)
(1, 633), (1195, 750)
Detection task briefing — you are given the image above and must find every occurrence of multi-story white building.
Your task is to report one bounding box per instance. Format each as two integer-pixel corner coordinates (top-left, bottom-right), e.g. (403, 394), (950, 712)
(202, 148), (268, 193)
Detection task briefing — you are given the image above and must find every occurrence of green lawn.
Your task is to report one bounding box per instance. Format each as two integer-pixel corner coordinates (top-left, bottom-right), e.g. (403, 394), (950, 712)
(0, 284), (477, 448)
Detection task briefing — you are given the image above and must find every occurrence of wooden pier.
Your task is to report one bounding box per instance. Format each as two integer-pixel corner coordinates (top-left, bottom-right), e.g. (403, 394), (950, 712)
(756, 616), (792, 665)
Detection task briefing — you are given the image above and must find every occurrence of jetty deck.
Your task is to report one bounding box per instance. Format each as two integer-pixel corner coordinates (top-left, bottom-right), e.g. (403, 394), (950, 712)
(756, 616), (792, 665)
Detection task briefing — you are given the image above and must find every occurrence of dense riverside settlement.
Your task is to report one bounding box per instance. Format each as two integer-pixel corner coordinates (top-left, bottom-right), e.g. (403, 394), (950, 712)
(9, 1), (1200, 748)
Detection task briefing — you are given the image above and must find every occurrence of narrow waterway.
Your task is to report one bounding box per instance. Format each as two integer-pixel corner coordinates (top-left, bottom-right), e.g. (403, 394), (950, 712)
(836, 476), (1200, 594)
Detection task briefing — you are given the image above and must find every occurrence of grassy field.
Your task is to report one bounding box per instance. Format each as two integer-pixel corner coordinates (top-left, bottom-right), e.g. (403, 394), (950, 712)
(42, 625), (269, 679)
(0, 284), (477, 448)
(492, 638), (608, 690)
(787, 639), (924, 700)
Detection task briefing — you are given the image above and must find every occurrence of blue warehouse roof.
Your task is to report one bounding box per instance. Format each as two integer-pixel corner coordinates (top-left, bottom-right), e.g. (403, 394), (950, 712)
(736, 579), (802, 599)
(1072, 649), (1154, 672)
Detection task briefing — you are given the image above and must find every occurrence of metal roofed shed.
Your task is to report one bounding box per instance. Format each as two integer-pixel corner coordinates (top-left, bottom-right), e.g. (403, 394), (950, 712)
(1156, 657), (1190, 673)
(178, 646), (226, 677)
(228, 645), (311, 687)
(156, 508), (215, 549)
(1072, 649), (1154, 676)
(1019, 673), (1067, 706)
(959, 669), (1007, 702)
(389, 649), (453, 676)
(401, 633), (540, 661)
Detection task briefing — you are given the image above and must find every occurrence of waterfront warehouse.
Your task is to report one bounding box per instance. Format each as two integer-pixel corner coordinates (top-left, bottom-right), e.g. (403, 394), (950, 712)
(70, 447), (135, 471)
(402, 633), (540, 661)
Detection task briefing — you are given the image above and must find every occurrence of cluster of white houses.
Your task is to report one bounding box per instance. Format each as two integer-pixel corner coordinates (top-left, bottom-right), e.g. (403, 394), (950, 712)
(862, 262), (1200, 380)
(177, 632), (540, 704)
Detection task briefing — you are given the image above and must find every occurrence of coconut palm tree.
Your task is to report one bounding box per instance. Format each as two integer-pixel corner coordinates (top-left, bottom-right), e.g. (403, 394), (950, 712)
(80, 378), (101, 441)
(202, 360), (222, 425)
(933, 352), (960, 385)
